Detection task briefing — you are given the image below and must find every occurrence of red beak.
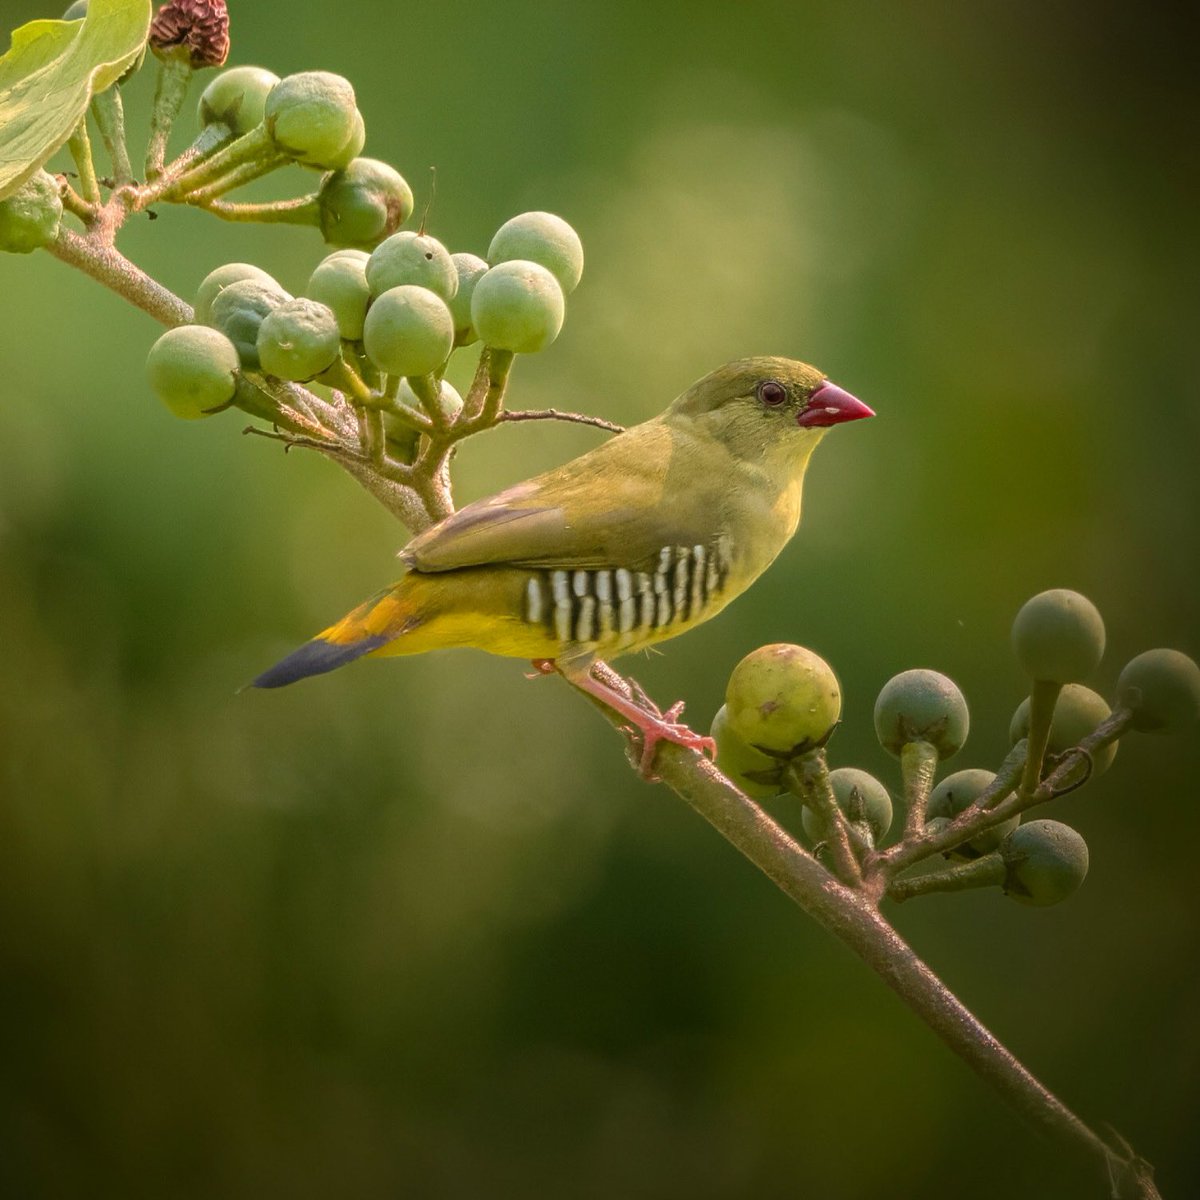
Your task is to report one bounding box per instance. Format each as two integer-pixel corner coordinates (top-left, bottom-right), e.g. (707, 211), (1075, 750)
(797, 381), (875, 428)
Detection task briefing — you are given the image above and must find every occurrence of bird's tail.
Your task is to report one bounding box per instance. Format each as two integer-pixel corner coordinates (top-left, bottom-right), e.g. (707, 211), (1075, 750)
(250, 576), (426, 689)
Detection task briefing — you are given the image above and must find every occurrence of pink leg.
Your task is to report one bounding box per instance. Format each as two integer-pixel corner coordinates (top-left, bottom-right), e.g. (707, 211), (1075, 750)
(558, 661), (716, 777)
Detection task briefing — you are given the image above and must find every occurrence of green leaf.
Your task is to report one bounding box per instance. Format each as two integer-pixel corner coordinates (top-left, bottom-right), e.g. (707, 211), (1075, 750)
(0, 0), (151, 200)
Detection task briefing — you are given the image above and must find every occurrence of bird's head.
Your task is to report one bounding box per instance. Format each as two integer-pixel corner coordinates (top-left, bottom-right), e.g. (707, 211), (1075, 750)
(667, 356), (874, 471)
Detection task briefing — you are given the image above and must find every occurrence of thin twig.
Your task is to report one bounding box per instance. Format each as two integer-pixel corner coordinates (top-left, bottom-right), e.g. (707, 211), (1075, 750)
(242, 425), (355, 457)
(500, 408), (625, 434)
(57, 177), (97, 224)
(784, 753), (863, 887)
(44, 228), (193, 326)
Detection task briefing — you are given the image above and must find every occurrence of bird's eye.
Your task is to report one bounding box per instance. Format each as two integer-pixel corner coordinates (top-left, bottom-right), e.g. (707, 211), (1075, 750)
(757, 380), (787, 407)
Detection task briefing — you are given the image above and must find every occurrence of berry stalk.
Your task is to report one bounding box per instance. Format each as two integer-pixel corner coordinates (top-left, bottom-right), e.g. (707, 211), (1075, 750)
(1019, 678), (1063, 798)
(90, 89), (134, 188)
(67, 123), (102, 205)
(900, 739), (939, 839)
(145, 56), (195, 180)
(888, 854), (1006, 902)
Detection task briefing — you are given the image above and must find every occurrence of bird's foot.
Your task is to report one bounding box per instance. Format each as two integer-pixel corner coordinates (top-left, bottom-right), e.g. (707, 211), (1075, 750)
(561, 662), (716, 779)
(627, 714), (717, 779)
(525, 658), (557, 679)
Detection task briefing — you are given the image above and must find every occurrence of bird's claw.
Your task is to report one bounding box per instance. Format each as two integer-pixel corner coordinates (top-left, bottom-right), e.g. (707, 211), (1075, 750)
(625, 716), (717, 779)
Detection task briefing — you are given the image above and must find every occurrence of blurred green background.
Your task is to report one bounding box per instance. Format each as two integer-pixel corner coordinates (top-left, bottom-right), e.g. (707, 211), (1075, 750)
(2, 1), (1198, 1196)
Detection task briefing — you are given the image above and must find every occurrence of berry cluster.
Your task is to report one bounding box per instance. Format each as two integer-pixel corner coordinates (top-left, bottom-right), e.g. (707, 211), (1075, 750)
(136, 65), (582, 435)
(710, 590), (1200, 907)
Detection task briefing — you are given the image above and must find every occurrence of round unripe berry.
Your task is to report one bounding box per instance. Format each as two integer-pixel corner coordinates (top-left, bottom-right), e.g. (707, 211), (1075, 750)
(145, 325), (240, 419)
(382, 413), (421, 463)
(1010, 684), (1118, 776)
(198, 66), (280, 135)
(1000, 819), (1089, 907)
(362, 285), (454, 377)
(207, 277), (292, 368)
(1012, 589), (1105, 683)
(317, 158), (413, 249)
(709, 704), (782, 799)
(927, 768), (1019, 857)
(194, 262), (282, 325)
(447, 252), (489, 345)
(1115, 649), (1200, 734)
(0, 170), (63, 254)
(801, 767), (893, 844)
(312, 108), (366, 171)
(263, 71), (358, 166)
(724, 644), (841, 753)
(488, 211), (584, 294)
(471, 260), (565, 354)
(873, 669), (969, 759)
(256, 298), (341, 382)
(366, 231), (457, 301)
(323, 248), (370, 264)
(396, 377), (463, 424)
(305, 251), (369, 340)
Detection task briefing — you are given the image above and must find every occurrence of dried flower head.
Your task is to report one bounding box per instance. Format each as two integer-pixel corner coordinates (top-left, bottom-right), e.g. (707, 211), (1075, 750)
(149, 0), (230, 69)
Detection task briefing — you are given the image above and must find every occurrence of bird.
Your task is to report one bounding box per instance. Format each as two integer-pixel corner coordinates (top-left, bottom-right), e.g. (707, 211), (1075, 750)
(252, 356), (874, 770)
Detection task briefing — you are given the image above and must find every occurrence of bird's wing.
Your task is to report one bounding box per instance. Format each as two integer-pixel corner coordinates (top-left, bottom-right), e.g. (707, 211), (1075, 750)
(401, 421), (719, 573)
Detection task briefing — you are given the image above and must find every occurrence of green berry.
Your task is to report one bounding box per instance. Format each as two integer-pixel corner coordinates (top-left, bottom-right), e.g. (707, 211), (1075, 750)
(145, 325), (240, 420)
(709, 705), (782, 799)
(1000, 819), (1089, 907)
(1012, 589), (1105, 683)
(366, 231), (457, 301)
(256, 298), (341, 382)
(324, 248), (371, 264)
(447, 252), (489, 344)
(382, 412), (421, 463)
(470, 260), (565, 354)
(317, 158), (413, 249)
(305, 251), (370, 340)
(1116, 649), (1200, 734)
(1010, 684), (1118, 776)
(362, 285), (454, 377)
(207, 277), (292, 369)
(0, 170), (63, 254)
(488, 211), (584, 294)
(310, 108), (366, 171)
(873, 669), (969, 759)
(801, 767), (893, 844)
(198, 66), (280, 135)
(396, 377), (463, 424)
(264, 71), (359, 166)
(194, 262), (282, 325)
(724, 644), (842, 753)
(927, 768), (1019, 858)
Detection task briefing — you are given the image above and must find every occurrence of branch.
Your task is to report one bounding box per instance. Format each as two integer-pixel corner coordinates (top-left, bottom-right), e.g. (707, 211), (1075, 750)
(566, 671), (1160, 1200)
(45, 227), (193, 325)
(499, 408), (625, 434)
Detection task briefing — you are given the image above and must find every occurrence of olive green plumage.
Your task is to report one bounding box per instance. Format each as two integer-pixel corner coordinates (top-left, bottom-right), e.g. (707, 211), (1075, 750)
(253, 357), (871, 689)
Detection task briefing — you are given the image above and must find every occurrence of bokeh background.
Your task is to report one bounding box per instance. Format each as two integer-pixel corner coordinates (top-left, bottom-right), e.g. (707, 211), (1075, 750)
(2, 1), (1198, 1196)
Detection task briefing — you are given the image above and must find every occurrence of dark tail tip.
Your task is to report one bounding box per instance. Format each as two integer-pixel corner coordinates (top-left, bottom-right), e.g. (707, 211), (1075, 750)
(249, 634), (390, 690)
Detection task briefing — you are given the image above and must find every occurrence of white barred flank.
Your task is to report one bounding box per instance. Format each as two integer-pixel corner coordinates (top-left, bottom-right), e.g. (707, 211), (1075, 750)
(522, 541), (733, 648)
